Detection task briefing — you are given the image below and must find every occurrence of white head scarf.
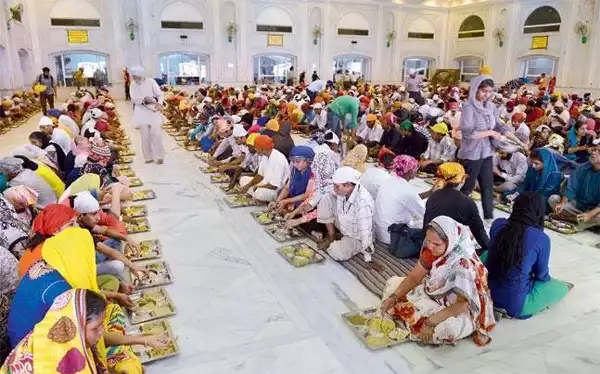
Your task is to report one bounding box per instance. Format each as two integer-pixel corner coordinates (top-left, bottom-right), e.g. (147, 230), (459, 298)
(73, 191), (100, 214)
(129, 66), (146, 78)
(332, 166), (361, 184)
(232, 124), (248, 137)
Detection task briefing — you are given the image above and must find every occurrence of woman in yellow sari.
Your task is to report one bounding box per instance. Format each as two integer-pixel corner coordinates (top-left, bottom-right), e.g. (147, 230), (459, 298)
(2, 289), (109, 373)
(8, 227), (165, 373)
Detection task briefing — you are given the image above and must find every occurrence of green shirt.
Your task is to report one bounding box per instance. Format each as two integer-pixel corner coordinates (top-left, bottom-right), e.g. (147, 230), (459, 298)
(328, 96), (359, 129)
(0, 172), (7, 193)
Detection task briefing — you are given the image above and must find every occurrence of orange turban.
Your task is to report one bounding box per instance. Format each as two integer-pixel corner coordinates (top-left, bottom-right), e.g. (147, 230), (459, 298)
(254, 135), (274, 150)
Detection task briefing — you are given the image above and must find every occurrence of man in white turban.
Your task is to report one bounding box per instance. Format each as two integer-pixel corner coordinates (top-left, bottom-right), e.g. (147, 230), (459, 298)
(315, 166), (375, 262)
(129, 66), (166, 164)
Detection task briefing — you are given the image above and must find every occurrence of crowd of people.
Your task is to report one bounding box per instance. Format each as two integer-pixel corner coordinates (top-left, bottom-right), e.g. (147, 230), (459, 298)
(160, 65), (591, 346)
(0, 78), (169, 371)
(0, 63), (595, 363)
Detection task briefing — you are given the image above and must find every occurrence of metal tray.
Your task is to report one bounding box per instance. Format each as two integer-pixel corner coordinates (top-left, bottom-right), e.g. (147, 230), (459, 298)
(494, 203), (513, 213)
(223, 194), (255, 208)
(194, 151), (211, 161)
(341, 307), (410, 350)
(251, 210), (284, 226)
(423, 178), (435, 185)
(210, 174), (231, 184)
(127, 239), (162, 262)
(125, 217), (150, 234)
(265, 224), (304, 243)
(417, 172), (435, 179)
(130, 260), (174, 289)
(127, 319), (180, 364)
(276, 242), (325, 267)
(200, 166), (218, 174)
(544, 218), (578, 234)
(129, 287), (177, 325)
(131, 189), (156, 201)
(174, 135), (187, 141)
(123, 204), (148, 218)
(117, 169), (136, 178)
(185, 144), (200, 151)
(218, 185), (243, 195)
(128, 177), (144, 187)
(120, 149), (136, 157)
(117, 156), (134, 164)
(114, 164), (132, 172)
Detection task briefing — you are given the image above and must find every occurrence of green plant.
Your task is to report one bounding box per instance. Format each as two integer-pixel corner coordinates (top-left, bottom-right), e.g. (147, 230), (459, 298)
(8, 4), (23, 23)
(312, 26), (322, 45)
(386, 30), (396, 48)
(226, 22), (237, 42)
(575, 22), (590, 44)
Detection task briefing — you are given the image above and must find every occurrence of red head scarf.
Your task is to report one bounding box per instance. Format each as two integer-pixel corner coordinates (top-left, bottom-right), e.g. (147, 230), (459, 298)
(32, 204), (78, 237)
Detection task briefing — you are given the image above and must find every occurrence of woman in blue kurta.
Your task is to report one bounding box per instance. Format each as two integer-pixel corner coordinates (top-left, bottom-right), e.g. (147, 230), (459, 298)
(506, 148), (577, 205)
(486, 192), (571, 319)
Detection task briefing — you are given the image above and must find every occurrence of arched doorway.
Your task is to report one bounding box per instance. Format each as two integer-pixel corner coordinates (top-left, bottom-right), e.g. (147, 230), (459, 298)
(333, 54), (371, 83)
(159, 53), (210, 85)
(253, 54), (295, 84)
(18, 49), (31, 83)
(51, 51), (109, 87)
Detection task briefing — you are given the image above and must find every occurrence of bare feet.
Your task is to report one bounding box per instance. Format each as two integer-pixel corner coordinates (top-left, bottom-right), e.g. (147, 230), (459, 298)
(145, 159), (153, 164)
(318, 237), (334, 251)
(156, 158), (164, 164)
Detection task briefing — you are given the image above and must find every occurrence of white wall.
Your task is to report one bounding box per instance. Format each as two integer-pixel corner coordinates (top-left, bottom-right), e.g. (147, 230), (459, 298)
(0, 0), (599, 95)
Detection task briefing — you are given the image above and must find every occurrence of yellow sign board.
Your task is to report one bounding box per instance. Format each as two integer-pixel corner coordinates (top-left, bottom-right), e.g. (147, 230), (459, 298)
(531, 36), (548, 50)
(267, 33), (283, 46)
(67, 30), (89, 44)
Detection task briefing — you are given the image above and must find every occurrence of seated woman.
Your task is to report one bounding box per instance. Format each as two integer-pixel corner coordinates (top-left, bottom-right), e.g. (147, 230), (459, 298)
(3, 185), (38, 225)
(269, 146), (315, 214)
(0, 192), (32, 259)
(565, 121), (594, 163)
(530, 124), (551, 150)
(380, 216), (495, 346)
(7, 228), (164, 373)
(211, 124), (248, 170)
(505, 148), (577, 206)
(486, 192), (571, 319)
(0, 245), (18, 362)
(13, 154), (65, 199)
(64, 136), (92, 178)
(3, 289), (109, 372)
(29, 131), (66, 174)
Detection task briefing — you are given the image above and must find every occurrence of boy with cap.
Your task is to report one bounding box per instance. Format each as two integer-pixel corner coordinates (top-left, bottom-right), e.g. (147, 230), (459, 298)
(420, 122), (456, 174)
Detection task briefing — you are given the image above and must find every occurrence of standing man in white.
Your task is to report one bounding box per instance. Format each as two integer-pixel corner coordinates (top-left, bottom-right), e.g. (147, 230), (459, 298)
(129, 66), (165, 164)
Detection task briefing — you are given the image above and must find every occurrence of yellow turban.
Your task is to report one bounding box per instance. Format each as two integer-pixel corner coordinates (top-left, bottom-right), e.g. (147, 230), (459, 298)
(246, 133), (258, 146)
(430, 123), (449, 135)
(266, 119), (280, 132)
(179, 99), (189, 111)
(366, 114), (377, 122)
(248, 93), (255, 100)
(480, 65), (493, 75)
(435, 162), (466, 188)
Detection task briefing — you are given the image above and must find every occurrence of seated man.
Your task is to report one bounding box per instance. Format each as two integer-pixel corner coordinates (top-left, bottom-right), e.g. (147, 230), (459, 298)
(73, 191), (144, 281)
(374, 155), (425, 258)
(374, 113), (400, 157)
(356, 114), (384, 149)
(214, 124), (248, 172)
(549, 147), (600, 230)
(424, 162), (489, 253)
(239, 135), (290, 204)
(308, 103), (327, 133)
(317, 166), (375, 262)
(394, 120), (428, 159)
(419, 122), (456, 174)
(493, 150), (528, 195)
(511, 112), (530, 148)
(359, 151), (394, 200)
(226, 133), (260, 190)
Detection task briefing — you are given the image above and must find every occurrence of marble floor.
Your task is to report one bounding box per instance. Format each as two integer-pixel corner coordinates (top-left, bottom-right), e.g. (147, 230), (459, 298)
(3, 103), (600, 374)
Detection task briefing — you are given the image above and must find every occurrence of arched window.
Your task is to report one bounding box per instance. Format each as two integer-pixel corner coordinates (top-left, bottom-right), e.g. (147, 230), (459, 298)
(520, 57), (557, 80)
(524, 6), (561, 34)
(253, 55), (295, 84)
(52, 51), (108, 87)
(337, 12), (370, 36)
(161, 1), (204, 30)
(159, 53), (209, 85)
(458, 15), (484, 39)
(403, 58), (433, 78)
(407, 17), (435, 40)
(456, 57), (483, 82)
(49, 0), (101, 27)
(256, 7), (294, 33)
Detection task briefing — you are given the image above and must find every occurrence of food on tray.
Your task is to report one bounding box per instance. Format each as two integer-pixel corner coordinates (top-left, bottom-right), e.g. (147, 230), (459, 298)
(201, 166), (218, 173)
(129, 288), (176, 324)
(126, 239), (161, 261)
(129, 320), (179, 363)
(131, 189), (156, 201)
(266, 225), (303, 242)
(342, 308), (410, 349)
(219, 185), (243, 195)
(224, 194), (254, 208)
(120, 149), (136, 157)
(417, 172), (434, 179)
(124, 217), (150, 234)
(194, 152), (211, 160)
(470, 192), (481, 200)
(117, 156), (134, 164)
(114, 164), (131, 171)
(251, 210), (283, 225)
(122, 205), (148, 218)
(128, 177), (143, 187)
(131, 261), (173, 289)
(211, 174), (231, 183)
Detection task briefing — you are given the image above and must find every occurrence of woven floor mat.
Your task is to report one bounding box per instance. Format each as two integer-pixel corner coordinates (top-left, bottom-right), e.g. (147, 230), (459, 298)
(340, 244), (417, 298)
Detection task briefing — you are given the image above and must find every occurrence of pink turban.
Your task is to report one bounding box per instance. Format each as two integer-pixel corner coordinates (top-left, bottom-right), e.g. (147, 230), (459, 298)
(392, 155), (418, 178)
